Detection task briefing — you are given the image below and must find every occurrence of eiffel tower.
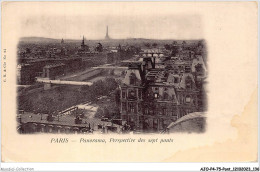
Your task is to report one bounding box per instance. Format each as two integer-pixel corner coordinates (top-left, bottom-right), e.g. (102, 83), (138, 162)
(105, 26), (110, 40)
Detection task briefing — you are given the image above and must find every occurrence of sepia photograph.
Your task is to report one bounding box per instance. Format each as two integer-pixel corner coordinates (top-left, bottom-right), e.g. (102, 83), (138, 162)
(1, 1), (258, 167)
(17, 24), (207, 134)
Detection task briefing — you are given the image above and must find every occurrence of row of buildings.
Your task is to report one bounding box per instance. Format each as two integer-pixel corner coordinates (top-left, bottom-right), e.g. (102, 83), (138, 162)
(17, 112), (122, 134)
(17, 58), (83, 84)
(119, 50), (207, 132)
(17, 35), (141, 85)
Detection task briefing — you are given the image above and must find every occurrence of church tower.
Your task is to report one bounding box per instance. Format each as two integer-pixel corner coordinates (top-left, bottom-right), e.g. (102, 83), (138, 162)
(105, 26), (110, 40)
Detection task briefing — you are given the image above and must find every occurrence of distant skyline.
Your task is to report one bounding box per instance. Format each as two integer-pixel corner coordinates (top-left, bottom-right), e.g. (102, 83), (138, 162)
(20, 15), (203, 40)
(17, 2), (203, 40)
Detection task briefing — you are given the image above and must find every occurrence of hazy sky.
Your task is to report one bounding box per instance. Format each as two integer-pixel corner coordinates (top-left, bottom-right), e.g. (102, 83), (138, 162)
(19, 3), (203, 40)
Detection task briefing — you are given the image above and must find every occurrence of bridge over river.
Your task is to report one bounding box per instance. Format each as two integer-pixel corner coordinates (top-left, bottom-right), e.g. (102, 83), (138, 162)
(36, 64), (128, 88)
(36, 78), (93, 86)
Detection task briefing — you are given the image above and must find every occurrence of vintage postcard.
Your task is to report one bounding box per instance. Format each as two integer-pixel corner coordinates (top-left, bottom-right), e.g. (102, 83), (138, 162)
(1, 1), (258, 163)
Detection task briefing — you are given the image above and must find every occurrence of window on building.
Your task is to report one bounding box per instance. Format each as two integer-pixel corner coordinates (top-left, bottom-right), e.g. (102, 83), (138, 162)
(195, 64), (202, 72)
(129, 73), (137, 85)
(153, 119), (158, 129)
(130, 90), (135, 97)
(174, 70), (178, 74)
(128, 89), (136, 99)
(138, 103), (142, 112)
(159, 107), (163, 115)
(138, 89), (142, 99)
(147, 88), (154, 99)
(185, 66), (191, 73)
(196, 81), (202, 89)
(172, 109), (177, 116)
(174, 77), (179, 83)
(122, 90), (126, 98)
(139, 116), (144, 126)
(145, 108), (149, 115)
(122, 102), (126, 111)
(149, 109), (154, 115)
(185, 96), (191, 103)
(192, 98), (196, 105)
(132, 103), (136, 113)
(162, 108), (167, 116)
(186, 76), (192, 89)
(129, 103), (135, 113)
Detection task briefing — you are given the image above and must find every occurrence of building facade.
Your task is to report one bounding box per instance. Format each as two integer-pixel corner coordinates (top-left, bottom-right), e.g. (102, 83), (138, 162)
(119, 53), (207, 132)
